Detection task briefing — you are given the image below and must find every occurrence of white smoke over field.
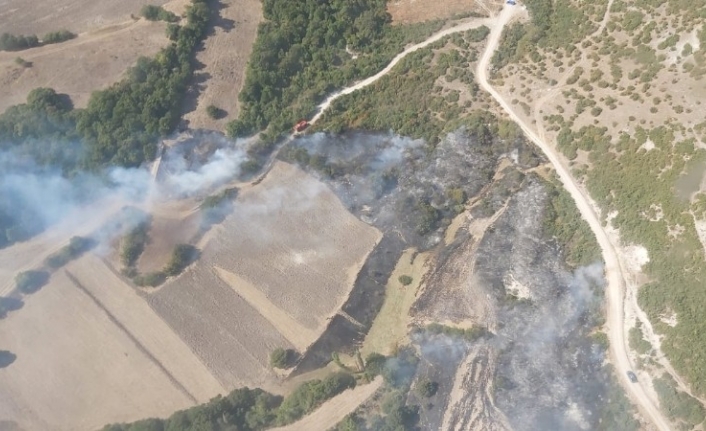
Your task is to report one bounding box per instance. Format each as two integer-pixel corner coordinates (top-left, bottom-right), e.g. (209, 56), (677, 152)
(0, 133), (248, 250)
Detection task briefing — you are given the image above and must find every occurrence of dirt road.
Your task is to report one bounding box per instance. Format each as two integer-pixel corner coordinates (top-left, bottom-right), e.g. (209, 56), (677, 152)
(475, 5), (671, 431)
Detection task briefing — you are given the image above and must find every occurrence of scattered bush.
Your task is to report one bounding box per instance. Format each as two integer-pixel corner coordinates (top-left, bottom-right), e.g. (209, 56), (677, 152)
(398, 275), (413, 286)
(205, 104), (225, 120)
(416, 379), (439, 398)
(45, 236), (95, 268)
(164, 244), (198, 276)
(0, 33), (39, 51)
(15, 270), (49, 294)
(42, 30), (76, 44)
(133, 271), (167, 287)
(270, 347), (299, 369)
(14, 57), (31, 67)
(120, 221), (150, 268)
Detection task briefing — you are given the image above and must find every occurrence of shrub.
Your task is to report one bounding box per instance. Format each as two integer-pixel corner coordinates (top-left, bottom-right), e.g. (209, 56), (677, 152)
(42, 30), (76, 44)
(133, 271), (167, 287)
(0, 33), (39, 51)
(45, 236), (95, 268)
(140, 5), (179, 22)
(206, 104), (225, 119)
(15, 270), (49, 294)
(164, 244), (198, 276)
(14, 57), (31, 67)
(398, 275), (413, 286)
(270, 347), (299, 369)
(416, 379), (439, 398)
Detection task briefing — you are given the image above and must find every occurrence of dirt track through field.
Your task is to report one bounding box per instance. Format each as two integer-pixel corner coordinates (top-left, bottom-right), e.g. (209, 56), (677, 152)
(64, 270), (198, 403)
(475, 5), (671, 430)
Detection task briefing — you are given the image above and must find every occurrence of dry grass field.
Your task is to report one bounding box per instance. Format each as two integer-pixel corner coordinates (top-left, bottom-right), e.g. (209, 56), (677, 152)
(0, 0), (170, 35)
(361, 248), (430, 357)
(183, 0), (262, 131)
(387, 0), (493, 24)
(0, 254), (223, 431)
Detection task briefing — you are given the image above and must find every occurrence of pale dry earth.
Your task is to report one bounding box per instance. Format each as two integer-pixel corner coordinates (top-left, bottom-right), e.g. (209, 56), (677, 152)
(269, 378), (383, 431)
(387, 0), (493, 24)
(183, 0), (262, 131)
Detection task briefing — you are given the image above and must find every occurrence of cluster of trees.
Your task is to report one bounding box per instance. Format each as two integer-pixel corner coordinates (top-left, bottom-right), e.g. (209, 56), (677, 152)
(133, 244), (198, 287)
(541, 176), (601, 267)
(120, 220), (151, 269)
(269, 347), (299, 369)
(45, 236), (95, 268)
(102, 372), (356, 431)
(14, 270), (49, 294)
(0, 30), (76, 52)
(141, 5), (179, 22)
(654, 374), (706, 428)
(492, 0), (599, 69)
(42, 30), (77, 44)
(0, 33), (39, 51)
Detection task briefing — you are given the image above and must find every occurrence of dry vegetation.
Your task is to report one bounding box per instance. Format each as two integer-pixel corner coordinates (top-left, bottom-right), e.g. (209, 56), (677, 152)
(183, 0), (263, 131)
(387, 0), (493, 24)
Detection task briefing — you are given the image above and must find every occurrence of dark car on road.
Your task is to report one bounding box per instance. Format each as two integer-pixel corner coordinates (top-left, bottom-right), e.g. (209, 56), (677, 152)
(627, 371), (638, 383)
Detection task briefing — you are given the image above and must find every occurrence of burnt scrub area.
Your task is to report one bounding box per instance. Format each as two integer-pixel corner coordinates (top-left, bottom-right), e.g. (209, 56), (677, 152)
(283, 124), (542, 374)
(403, 175), (635, 431)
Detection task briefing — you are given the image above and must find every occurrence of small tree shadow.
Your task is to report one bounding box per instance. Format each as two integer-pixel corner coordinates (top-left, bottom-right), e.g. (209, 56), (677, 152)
(0, 351), (16, 368)
(0, 297), (24, 319)
(212, 1), (236, 34)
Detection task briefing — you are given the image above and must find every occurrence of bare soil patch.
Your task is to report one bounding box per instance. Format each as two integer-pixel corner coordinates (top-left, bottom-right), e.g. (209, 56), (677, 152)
(387, 0), (491, 24)
(183, 0), (262, 131)
(0, 0), (169, 35)
(0, 254), (223, 431)
(0, 19), (169, 113)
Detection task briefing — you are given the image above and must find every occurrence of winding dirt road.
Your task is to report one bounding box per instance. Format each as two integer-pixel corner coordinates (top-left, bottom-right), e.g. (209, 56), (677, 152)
(475, 5), (671, 431)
